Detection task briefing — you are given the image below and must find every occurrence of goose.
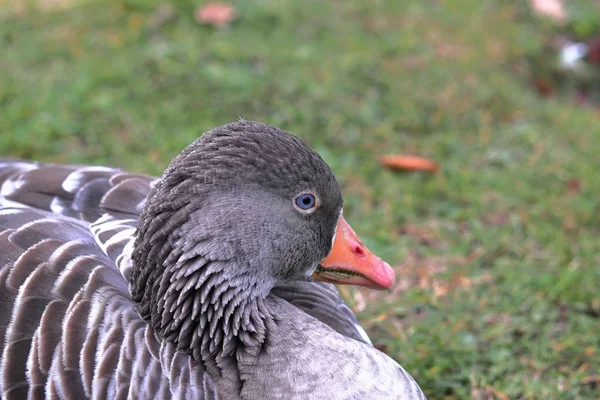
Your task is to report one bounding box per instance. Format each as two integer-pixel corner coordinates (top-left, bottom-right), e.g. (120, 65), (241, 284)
(0, 120), (425, 399)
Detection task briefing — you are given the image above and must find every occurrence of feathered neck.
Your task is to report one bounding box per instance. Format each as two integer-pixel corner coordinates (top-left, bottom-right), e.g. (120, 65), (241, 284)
(157, 253), (274, 360)
(131, 191), (276, 365)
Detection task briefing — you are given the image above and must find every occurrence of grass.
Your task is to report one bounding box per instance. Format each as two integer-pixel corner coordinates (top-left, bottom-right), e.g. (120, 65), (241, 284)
(1, 0), (599, 398)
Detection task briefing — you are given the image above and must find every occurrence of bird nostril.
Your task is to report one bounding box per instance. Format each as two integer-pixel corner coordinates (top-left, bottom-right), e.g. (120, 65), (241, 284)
(353, 244), (365, 257)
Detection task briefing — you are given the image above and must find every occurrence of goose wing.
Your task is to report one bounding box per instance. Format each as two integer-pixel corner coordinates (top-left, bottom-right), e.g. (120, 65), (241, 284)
(0, 203), (219, 399)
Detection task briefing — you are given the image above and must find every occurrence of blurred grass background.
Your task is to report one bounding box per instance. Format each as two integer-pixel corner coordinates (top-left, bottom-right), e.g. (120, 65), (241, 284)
(1, 0), (599, 398)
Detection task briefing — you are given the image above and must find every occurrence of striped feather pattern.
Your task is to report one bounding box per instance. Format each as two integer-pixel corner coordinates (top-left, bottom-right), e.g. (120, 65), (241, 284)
(0, 157), (425, 399)
(0, 206), (214, 399)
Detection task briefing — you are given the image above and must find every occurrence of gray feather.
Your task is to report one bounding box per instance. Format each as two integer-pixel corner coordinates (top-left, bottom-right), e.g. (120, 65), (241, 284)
(0, 121), (425, 399)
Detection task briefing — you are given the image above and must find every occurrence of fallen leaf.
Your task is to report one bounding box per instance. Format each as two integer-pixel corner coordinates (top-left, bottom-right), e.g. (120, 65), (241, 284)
(5, 0), (79, 13)
(376, 251), (492, 301)
(567, 179), (581, 194)
(481, 210), (511, 227)
(582, 376), (600, 385)
(585, 347), (595, 357)
(399, 224), (440, 247)
(588, 36), (600, 66)
(530, 0), (566, 23)
(532, 78), (554, 97)
(562, 212), (577, 233)
(380, 155), (439, 173)
(196, 2), (236, 27)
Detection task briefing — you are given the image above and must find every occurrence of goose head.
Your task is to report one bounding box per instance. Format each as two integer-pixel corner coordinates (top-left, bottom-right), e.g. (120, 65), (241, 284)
(130, 120), (394, 357)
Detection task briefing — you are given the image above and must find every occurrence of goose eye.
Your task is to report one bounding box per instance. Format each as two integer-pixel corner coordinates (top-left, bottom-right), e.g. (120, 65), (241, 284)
(295, 193), (317, 211)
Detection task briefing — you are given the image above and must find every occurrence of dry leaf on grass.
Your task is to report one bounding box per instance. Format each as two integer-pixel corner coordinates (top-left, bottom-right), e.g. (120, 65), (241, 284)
(480, 210), (511, 227)
(350, 250), (494, 310)
(5, 0), (79, 14)
(196, 2), (237, 27)
(530, 0), (566, 23)
(581, 375), (600, 385)
(380, 155), (439, 173)
(398, 224), (441, 247)
(567, 179), (581, 194)
(533, 78), (554, 97)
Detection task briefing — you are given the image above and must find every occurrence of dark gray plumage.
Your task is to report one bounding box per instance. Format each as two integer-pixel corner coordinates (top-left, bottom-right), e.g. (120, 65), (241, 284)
(0, 120), (425, 399)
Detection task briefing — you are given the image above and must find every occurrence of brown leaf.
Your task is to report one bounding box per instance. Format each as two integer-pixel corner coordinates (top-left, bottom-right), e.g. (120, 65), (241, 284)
(481, 210), (511, 227)
(588, 36), (600, 66)
(567, 179), (581, 194)
(196, 2), (237, 27)
(532, 78), (554, 97)
(398, 224), (440, 247)
(582, 376), (600, 385)
(380, 155), (439, 173)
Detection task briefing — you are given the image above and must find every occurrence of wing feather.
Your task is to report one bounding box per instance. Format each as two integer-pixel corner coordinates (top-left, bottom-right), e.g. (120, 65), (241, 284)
(0, 204), (218, 399)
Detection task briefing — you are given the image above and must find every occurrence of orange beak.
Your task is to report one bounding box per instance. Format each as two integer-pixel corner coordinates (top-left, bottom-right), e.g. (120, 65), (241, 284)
(313, 215), (395, 290)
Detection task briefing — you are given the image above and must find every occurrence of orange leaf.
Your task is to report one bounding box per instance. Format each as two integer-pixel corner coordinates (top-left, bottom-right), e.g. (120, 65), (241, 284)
(380, 155), (439, 173)
(196, 2), (237, 27)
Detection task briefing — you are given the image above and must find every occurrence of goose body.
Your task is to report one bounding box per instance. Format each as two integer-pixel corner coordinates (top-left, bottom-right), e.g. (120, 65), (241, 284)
(0, 121), (425, 399)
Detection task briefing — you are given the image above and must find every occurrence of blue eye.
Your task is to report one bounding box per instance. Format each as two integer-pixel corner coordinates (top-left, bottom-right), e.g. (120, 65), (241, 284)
(295, 193), (317, 210)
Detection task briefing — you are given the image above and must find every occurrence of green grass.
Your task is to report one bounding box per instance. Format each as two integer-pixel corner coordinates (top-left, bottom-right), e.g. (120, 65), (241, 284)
(2, 0), (599, 398)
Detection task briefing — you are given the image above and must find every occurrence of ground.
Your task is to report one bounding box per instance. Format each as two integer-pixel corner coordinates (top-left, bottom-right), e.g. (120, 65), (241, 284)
(1, 1), (599, 398)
